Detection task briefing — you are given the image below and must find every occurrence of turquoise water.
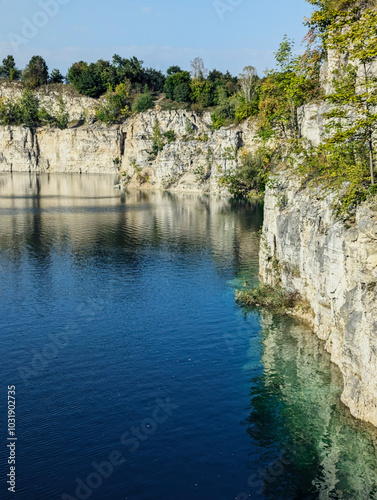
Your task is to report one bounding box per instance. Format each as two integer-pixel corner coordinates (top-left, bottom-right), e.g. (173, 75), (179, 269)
(0, 173), (376, 500)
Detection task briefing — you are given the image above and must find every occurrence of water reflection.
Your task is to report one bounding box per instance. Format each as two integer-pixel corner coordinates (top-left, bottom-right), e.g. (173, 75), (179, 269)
(0, 173), (262, 278)
(244, 313), (377, 500)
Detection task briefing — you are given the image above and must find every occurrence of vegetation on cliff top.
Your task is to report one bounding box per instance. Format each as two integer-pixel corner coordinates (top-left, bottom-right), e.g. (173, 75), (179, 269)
(0, 0), (376, 210)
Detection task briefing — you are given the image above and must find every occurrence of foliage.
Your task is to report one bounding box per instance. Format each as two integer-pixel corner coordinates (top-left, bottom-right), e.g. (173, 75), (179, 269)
(190, 79), (215, 107)
(211, 88), (236, 129)
(193, 164), (210, 183)
(166, 66), (182, 75)
(218, 145), (277, 196)
(324, 8), (377, 184)
(96, 82), (132, 124)
(0, 56), (21, 81)
(55, 97), (69, 129)
(235, 283), (300, 313)
(49, 68), (64, 84)
(173, 82), (191, 103)
(148, 120), (165, 160)
(133, 92), (154, 113)
(67, 61), (107, 97)
(292, 138), (371, 214)
(0, 89), (69, 129)
(164, 71), (191, 101)
(234, 95), (259, 123)
(22, 56), (49, 89)
(163, 130), (176, 143)
(258, 36), (321, 138)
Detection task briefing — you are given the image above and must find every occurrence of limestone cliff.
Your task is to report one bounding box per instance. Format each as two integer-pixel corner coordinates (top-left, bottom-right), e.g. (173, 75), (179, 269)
(260, 172), (377, 426)
(0, 107), (255, 193)
(260, 18), (377, 426)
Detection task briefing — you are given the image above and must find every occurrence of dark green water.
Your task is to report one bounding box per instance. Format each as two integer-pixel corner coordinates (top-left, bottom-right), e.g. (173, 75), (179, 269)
(0, 173), (376, 500)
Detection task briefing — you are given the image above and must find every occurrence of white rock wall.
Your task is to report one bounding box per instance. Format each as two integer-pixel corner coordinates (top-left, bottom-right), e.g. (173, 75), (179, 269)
(260, 172), (377, 426)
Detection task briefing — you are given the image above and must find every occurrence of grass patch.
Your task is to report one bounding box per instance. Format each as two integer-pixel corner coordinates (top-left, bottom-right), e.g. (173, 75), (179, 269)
(157, 97), (190, 111)
(235, 283), (300, 313)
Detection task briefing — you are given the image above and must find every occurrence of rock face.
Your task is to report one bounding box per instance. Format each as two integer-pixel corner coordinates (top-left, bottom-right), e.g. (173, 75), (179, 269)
(0, 124), (121, 174)
(0, 108), (255, 193)
(260, 172), (377, 427)
(120, 109), (250, 193)
(0, 82), (98, 122)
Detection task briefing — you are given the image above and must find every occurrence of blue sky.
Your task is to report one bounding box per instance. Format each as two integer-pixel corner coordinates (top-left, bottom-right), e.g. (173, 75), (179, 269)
(0, 0), (313, 77)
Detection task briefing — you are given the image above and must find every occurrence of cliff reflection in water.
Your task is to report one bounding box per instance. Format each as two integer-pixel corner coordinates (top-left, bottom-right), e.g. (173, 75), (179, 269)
(245, 313), (377, 500)
(0, 172), (262, 275)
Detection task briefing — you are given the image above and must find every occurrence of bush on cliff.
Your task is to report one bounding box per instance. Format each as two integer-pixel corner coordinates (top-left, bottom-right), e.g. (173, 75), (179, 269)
(236, 283), (300, 313)
(133, 92), (154, 113)
(96, 82), (132, 124)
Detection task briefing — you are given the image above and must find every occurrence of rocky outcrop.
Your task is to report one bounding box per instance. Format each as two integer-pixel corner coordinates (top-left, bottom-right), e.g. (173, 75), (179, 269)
(0, 109), (256, 193)
(0, 124), (120, 174)
(0, 82), (98, 122)
(260, 172), (377, 427)
(120, 109), (252, 192)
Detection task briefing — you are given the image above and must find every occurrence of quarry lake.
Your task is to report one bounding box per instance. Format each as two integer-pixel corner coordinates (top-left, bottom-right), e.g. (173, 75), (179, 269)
(0, 173), (377, 500)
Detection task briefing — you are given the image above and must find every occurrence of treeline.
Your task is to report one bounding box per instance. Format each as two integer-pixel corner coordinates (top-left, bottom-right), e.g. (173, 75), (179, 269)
(220, 0), (377, 206)
(0, 44), (321, 135)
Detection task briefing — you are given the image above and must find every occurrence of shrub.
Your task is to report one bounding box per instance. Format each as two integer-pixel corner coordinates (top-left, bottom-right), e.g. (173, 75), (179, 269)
(133, 93), (154, 113)
(235, 283), (299, 313)
(163, 130), (176, 143)
(148, 120), (165, 160)
(97, 82), (132, 124)
(218, 146), (276, 197)
(19, 90), (40, 127)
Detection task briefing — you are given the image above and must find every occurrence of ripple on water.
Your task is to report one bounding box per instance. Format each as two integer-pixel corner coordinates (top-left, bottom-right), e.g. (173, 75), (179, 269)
(0, 173), (376, 500)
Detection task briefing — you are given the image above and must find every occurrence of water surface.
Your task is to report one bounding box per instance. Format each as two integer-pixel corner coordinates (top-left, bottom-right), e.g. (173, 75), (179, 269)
(0, 173), (376, 500)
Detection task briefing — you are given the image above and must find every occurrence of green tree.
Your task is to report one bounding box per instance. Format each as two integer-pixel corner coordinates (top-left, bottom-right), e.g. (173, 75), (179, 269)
(96, 82), (132, 124)
(324, 8), (377, 184)
(56, 97), (69, 129)
(190, 79), (215, 107)
(148, 120), (165, 160)
(143, 68), (165, 92)
(67, 61), (106, 97)
(22, 56), (48, 88)
(112, 54), (144, 86)
(258, 36), (320, 137)
(166, 65), (181, 75)
(163, 71), (191, 100)
(211, 87), (236, 128)
(49, 68), (64, 84)
(0, 56), (21, 81)
(19, 90), (40, 127)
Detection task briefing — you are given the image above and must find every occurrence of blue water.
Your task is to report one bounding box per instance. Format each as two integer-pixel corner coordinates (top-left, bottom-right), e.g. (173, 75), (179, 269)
(0, 173), (377, 500)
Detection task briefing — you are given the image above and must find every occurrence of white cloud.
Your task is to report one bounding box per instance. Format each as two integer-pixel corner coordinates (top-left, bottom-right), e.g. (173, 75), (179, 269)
(141, 6), (151, 13)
